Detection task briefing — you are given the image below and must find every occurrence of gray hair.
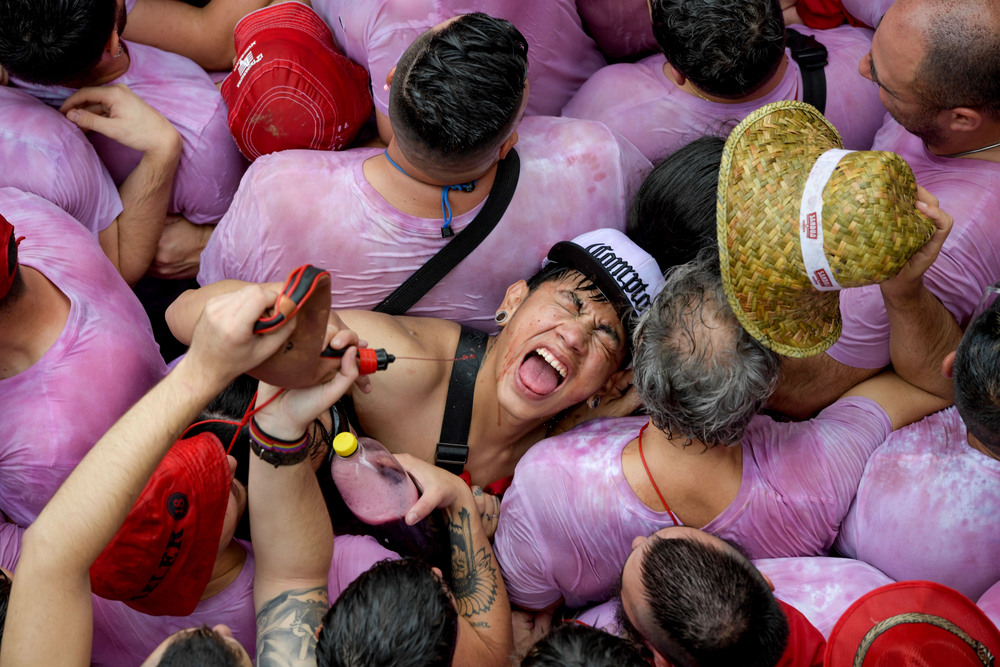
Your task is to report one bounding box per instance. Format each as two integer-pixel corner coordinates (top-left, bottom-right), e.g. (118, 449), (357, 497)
(632, 258), (779, 447)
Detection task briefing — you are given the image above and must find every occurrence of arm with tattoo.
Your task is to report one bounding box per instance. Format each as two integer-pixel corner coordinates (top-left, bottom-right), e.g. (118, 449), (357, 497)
(399, 455), (514, 667)
(255, 587), (329, 667)
(248, 348), (362, 666)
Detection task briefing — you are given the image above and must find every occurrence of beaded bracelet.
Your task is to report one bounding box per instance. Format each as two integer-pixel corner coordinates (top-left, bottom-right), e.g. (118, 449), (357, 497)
(249, 417), (309, 468)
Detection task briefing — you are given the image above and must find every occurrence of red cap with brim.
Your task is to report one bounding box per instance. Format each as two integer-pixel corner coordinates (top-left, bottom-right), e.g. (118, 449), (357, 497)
(825, 580), (1000, 666)
(90, 433), (231, 616)
(221, 1), (374, 161)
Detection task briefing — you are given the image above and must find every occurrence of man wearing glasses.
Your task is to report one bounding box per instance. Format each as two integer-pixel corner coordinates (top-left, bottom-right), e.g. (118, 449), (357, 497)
(770, 0), (1000, 418)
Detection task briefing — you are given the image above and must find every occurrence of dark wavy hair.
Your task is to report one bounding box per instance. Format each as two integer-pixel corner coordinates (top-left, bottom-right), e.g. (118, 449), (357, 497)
(650, 0), (785, 98)
(954, 294), (1000, 455)
(627, 136), (725, 270)
(316, 558), (458, 667)
(158, 626), (245, 666)
(521, 622), (648, 667)
(0, 0), (121, 85)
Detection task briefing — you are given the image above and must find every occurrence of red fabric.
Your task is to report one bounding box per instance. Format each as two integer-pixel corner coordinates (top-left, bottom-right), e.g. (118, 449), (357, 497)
(777, 601), (826, 667)
(0, 213), (15, 298)
(459, 471), (512, 497)
(485, 475), (513, 496)
(221, 2), (373, 161)
(795, 0), (868, 29)
(796, 0), (848, 29)
(90, 433), (230, 616)
(824, 581), (1000, 667)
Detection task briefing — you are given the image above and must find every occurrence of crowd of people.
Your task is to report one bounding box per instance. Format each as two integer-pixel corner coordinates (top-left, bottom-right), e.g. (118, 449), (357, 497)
(0, 0), (998, 665)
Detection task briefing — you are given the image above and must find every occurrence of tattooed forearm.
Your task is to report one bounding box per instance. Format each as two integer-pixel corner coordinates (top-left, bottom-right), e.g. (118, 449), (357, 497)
(448, 506), (499, 619)
(256, 586), (329, 667)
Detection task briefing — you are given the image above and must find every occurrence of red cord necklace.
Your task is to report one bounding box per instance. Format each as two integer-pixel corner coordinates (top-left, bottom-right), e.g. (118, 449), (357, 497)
(637, 423), (680, 526)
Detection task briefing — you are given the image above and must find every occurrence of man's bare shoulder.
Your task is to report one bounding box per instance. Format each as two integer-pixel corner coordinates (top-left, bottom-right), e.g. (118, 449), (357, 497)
(341, 310), (464, 362)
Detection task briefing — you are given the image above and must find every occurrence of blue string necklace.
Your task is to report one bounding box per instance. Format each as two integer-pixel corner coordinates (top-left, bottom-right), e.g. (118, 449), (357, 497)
(384, 150), (477, 238)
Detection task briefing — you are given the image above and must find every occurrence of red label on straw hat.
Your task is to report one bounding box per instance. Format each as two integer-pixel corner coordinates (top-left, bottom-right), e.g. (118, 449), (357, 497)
(799, 148), (854, 292)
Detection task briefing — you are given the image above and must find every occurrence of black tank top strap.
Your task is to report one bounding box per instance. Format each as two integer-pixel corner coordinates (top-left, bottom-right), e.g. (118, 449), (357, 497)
(434, 326), (488, 475)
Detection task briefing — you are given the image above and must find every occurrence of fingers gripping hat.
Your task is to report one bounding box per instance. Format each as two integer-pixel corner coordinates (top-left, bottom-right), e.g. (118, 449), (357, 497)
(90, 433), (231, 616)
(221, 1), (374, 160)
(717, 101), (935, 358)
(825, 580), (1000, 666)
(545, 228), (666, 337)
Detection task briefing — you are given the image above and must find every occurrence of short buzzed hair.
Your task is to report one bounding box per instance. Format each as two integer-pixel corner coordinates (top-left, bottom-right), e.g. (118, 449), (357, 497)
(626, 535), (788, 667)
(388, 12), (528, 174)
(912, 0), (1000, 119)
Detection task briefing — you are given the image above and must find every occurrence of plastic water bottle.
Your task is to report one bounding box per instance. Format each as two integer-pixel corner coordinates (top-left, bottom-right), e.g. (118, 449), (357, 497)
(329, 432), (451, 577)
(330, 433), (419, 525)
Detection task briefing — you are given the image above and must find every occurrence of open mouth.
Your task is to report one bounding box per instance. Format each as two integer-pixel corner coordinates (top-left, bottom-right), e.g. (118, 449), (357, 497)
(517, 348), (567, 396)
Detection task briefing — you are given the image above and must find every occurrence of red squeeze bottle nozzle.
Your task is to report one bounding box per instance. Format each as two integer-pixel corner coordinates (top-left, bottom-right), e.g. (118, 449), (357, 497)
(320, 346), (396, 375)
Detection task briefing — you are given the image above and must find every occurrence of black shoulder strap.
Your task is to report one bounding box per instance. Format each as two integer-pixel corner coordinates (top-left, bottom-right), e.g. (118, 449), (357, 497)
(786, 28), (828, 114)
(434, 326), (488, 475)
(374, 149), (521, 316)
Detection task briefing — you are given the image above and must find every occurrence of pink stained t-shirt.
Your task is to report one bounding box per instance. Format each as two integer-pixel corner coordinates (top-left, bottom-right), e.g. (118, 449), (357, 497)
(198, 115), (651, 329)
(0, 523), (257, 665)
(834, 407), (1000, 600)
(838, 0), (893, 29)
(328, 533), (401, 604)
(493, 397), (891, 610)
(0, 188), (166, 526)
(0, 86), (121, 236)
(0, 526), (400, 663)
(11, 41), (247, 225)
(91, 540), (257, 666)
(562, 24), (882, 163)
(312, 0), (606, 118)
(827, 119), (1000, 369)
(978, 581), (1000, 630)
(573, 0), (658, 62)
(754, 557), (894, 638)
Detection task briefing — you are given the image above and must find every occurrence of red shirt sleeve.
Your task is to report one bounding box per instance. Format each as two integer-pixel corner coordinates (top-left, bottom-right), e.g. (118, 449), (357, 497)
(776, 601), (826, 667)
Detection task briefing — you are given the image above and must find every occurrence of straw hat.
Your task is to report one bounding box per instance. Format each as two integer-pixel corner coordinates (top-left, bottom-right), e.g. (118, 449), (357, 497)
(716, 101), (935, 357)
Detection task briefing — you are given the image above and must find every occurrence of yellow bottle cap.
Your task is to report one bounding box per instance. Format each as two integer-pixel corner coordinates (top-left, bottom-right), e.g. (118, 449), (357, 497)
(332, 432), (359, 457)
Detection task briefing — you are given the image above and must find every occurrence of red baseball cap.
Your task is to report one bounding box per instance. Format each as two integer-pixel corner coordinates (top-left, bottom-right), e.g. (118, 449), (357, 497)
(1, 212), (22, 299)
(825, 580), (1000, 666)
(221, 1), (374, 161)
(90, 433), (231, 616)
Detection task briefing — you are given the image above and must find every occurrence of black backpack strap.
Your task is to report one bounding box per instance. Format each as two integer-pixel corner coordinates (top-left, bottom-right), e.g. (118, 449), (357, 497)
(786, 28), (829, 114)
(435, 326), (488, 475)
(374, 149), (521, 316)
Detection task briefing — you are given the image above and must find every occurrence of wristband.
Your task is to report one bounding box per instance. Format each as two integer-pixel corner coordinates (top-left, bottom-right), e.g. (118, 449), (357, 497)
(249, 417), (309, 467)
